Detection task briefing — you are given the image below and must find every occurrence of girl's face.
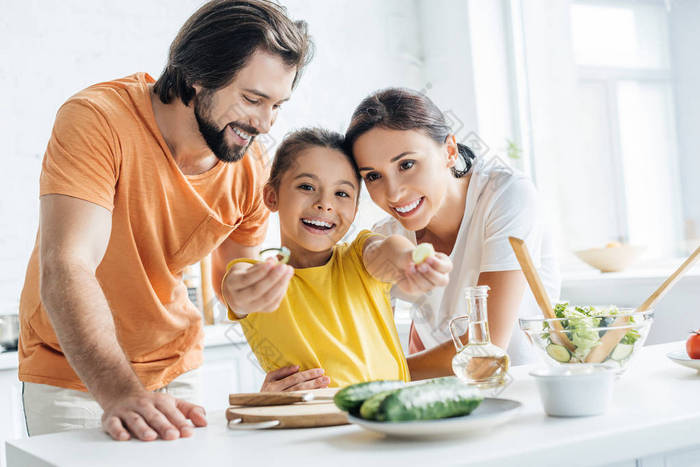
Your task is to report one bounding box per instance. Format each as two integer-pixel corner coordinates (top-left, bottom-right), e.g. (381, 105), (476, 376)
(352, 127), (457, 232)
(265, 147), (359, 255)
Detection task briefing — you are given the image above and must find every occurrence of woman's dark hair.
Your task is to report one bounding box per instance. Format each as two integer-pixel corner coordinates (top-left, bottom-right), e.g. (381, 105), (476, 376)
(344, 88), (476, 177)
(154, 0), (313, 106)
(268, 128), (360, 193)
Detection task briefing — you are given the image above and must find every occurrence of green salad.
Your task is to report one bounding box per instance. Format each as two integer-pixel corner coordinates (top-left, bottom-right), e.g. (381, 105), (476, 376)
(542, 303), (640, 363)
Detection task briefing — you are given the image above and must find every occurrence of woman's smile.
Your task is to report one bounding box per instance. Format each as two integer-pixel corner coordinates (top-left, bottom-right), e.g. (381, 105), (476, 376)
(391, 196), (425, 217)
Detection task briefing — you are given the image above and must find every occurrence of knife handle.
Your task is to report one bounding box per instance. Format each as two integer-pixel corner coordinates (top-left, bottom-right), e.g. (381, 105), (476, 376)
(228, 392), (313, 406)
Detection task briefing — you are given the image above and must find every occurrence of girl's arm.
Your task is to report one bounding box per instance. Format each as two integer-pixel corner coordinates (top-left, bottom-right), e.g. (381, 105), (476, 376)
(406, 270), (526, 380)
(222, 259), (295, 319)
(363, 235), (452, 294)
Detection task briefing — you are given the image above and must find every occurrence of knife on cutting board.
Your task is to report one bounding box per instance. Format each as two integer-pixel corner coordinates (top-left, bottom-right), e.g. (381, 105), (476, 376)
(229, 388), (338, 407)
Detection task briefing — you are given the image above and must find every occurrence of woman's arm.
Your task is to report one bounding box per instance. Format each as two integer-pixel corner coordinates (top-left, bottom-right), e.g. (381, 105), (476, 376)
(478, 270), (526, 349)
(406, 269), (526, 380)
(363, 235), (452, 294)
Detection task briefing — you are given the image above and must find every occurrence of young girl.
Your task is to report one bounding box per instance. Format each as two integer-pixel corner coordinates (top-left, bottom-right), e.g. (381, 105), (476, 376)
(221, 128), (452, 390)
(344, 88), (560, 375)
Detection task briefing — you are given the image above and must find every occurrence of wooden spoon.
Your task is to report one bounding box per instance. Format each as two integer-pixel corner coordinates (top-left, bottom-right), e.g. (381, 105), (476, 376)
(509, 237), (576, 352)
(586, 245), (700, 363)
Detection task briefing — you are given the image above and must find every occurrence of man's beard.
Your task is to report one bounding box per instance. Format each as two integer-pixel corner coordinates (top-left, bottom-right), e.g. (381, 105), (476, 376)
(193, 91), (256, 163)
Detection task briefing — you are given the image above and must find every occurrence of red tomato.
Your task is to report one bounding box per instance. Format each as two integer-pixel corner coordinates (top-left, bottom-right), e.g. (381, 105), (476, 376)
(687, 331), (700, 359)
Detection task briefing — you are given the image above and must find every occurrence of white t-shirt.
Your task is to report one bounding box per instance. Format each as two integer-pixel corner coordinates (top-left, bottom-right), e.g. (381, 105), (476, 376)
(373, 157), (560, 365)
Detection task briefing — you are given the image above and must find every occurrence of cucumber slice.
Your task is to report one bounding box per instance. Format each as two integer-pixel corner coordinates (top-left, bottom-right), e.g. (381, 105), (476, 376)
(259, 246), (290, 264)
(610, 343), (634, 361)
(546, 343), (571, 363)
(412, 243), (435, 264)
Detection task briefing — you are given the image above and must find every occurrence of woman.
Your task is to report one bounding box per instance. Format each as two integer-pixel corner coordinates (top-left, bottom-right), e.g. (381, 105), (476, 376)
(344, 88), (560, 378)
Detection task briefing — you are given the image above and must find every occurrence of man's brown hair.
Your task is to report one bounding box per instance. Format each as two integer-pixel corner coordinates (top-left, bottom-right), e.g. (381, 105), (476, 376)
(154, 0), (313, 106)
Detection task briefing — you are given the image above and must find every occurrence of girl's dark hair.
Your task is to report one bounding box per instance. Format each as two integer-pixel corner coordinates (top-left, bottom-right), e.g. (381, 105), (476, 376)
(154, 0), (313, 106)
(268, 128), (360, 192)
(344, 88), (476, 177)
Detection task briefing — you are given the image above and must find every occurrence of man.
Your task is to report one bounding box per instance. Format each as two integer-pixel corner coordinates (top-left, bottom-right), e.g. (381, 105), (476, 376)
(18, 0), (310, 441)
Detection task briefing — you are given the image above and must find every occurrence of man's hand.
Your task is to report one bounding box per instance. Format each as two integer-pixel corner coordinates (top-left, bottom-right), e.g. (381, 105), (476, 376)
(101, 390), (207, 441)
(396, 253), (452, 295)
(260, 365), (330, 392)
(222, 259), (294, 318)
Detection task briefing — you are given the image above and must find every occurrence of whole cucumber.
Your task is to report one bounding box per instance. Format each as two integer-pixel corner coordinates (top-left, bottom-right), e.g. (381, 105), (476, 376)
(333, 380), (406, 414)
(376, 381), (483, 422)
(359, 390), (397, 420)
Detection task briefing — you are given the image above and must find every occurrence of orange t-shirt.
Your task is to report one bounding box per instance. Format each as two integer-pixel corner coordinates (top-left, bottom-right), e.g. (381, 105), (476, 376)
(18, 73), (270, 391)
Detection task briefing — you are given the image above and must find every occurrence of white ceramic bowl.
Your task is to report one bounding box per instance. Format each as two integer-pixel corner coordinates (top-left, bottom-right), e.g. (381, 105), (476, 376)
(574, 245), (645, 273)
(529, 364), (616, 417)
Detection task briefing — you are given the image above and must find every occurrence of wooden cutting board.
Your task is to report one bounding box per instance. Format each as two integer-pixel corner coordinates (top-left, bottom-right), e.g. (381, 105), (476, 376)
(226, 388), (347, 429)
(226, 400), (348, 429)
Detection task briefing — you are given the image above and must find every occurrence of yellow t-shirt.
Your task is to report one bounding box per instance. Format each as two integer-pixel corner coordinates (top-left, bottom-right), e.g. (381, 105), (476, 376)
(227, 230), (410, 387)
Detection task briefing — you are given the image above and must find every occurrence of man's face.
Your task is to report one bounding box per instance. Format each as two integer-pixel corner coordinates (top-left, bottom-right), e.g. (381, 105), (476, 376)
(193, 49), (297, 162)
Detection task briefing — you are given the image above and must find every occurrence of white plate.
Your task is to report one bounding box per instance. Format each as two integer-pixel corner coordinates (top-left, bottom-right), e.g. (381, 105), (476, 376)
(347, 398), (521, 438)
(667, 350), (700, 373)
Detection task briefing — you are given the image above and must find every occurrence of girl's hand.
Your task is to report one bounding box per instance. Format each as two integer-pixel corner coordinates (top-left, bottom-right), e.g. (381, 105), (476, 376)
(260, 365), (330, 392)
(222, 259), (294, 318)
(396, 253), (452, 295)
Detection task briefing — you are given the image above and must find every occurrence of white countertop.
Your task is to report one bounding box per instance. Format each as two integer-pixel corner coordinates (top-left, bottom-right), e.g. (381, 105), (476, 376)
(561, 260), (700, 287)
(6, 341), (700, 467)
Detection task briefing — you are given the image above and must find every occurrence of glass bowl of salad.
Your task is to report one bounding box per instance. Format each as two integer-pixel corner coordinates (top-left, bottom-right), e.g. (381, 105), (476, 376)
(519, 304), (654, 375)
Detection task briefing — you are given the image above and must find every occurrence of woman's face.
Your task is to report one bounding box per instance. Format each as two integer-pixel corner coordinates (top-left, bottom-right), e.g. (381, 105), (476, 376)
(353, 127), (455, 232)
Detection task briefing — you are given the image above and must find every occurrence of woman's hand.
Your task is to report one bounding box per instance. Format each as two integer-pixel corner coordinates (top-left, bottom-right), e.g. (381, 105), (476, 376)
(395, 253), (452, 295)
(222, 259), (294, 318)
(260, 365), (330, 392)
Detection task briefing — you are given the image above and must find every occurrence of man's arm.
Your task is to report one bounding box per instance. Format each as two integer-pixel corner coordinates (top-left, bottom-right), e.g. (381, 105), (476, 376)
(39, 194), (206, 441)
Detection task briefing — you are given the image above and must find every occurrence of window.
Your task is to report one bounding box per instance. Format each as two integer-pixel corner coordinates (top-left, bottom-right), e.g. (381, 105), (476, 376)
(514, 0), (682, 264)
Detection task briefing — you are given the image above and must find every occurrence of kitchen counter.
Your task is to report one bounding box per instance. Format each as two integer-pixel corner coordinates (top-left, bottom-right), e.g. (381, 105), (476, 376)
(6, 341), (700, 467)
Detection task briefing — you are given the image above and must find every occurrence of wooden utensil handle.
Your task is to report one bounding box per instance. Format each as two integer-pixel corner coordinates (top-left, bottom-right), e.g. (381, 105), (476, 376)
(638, 245), (700, 312)
(228, 392), (312, 406)
(585, 315), (630, 363)
(200, 256), (215, 325)
(509, 237), (576, 352)
(588, 245), (700, 363)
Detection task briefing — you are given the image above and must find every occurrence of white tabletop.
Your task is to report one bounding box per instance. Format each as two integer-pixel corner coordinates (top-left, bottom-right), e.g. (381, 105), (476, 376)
(6, 341), (700, 467)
